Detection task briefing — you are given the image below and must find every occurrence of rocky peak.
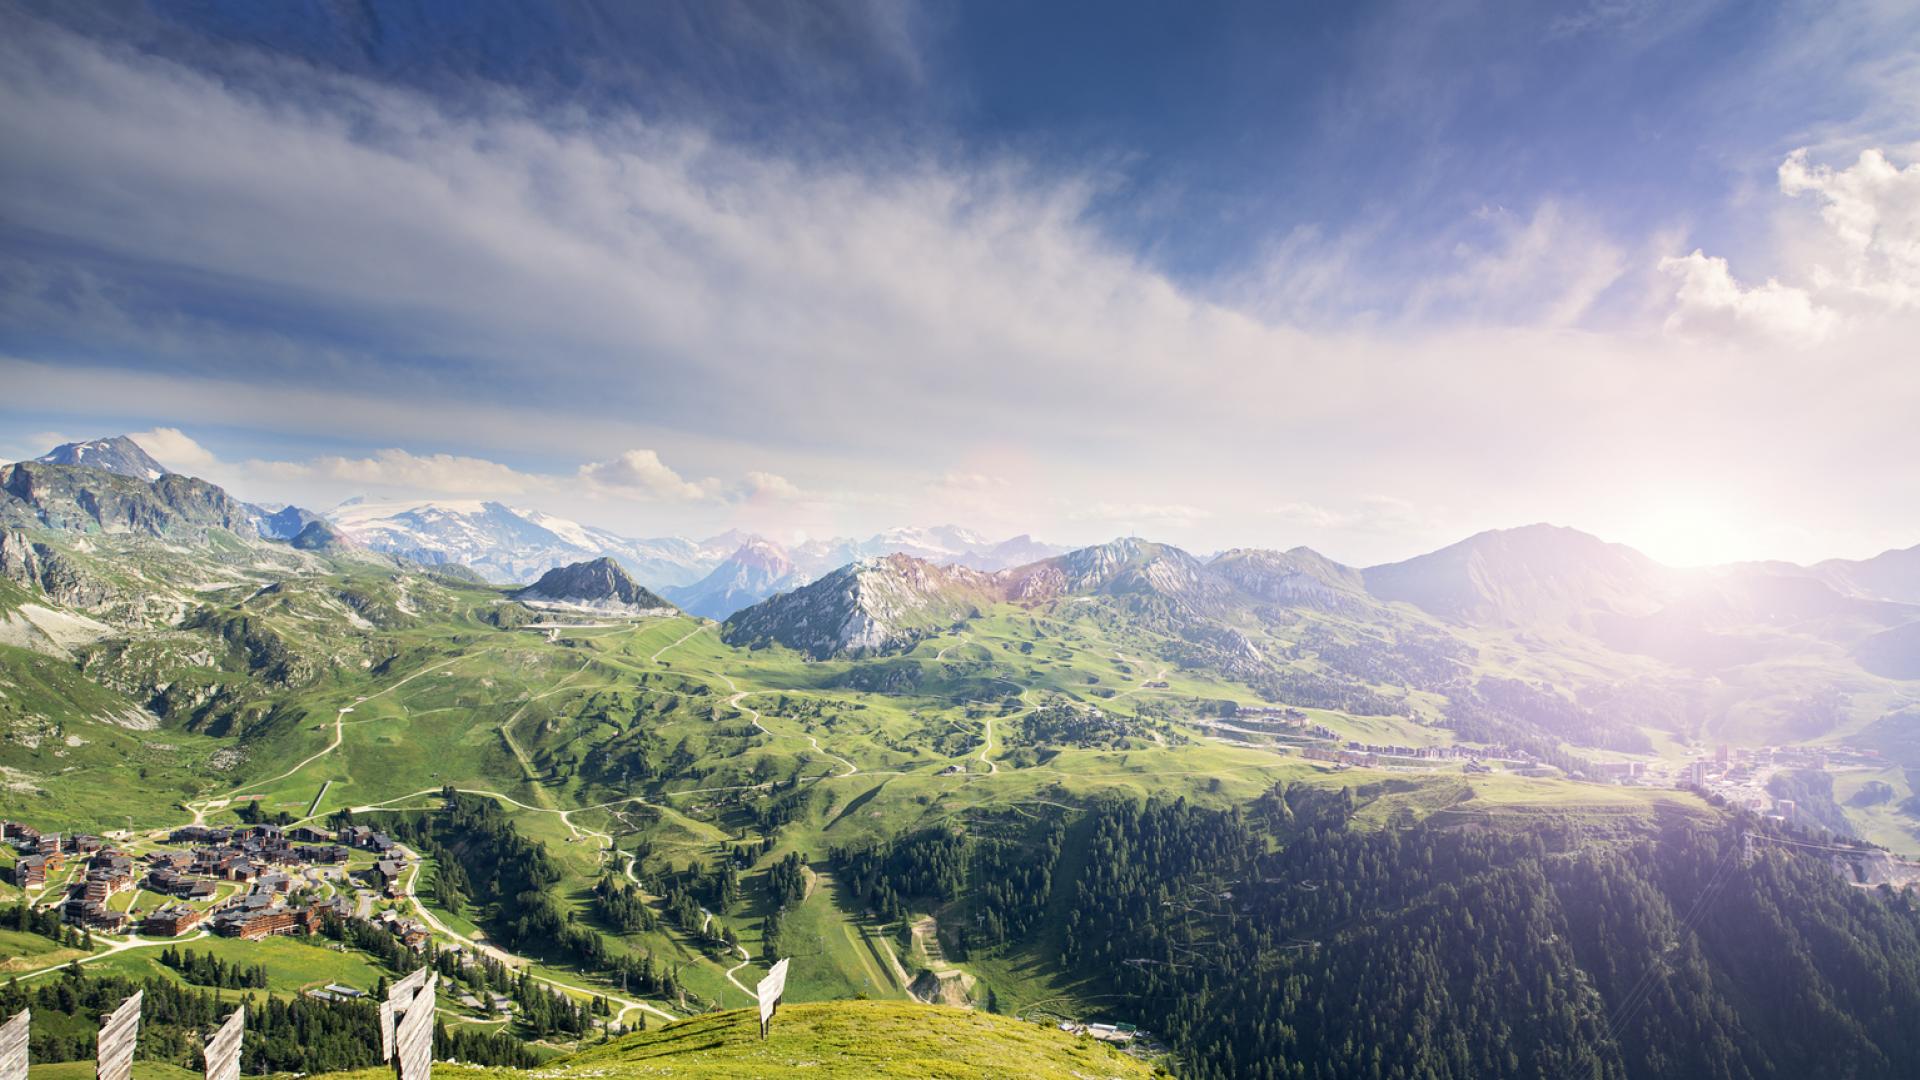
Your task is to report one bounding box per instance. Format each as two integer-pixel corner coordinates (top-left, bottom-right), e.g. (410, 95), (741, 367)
(732, 536), (795, 577)
(722, 553), (993, 658)
(36, 435), (170, 481)
(511, 557), (675, 612)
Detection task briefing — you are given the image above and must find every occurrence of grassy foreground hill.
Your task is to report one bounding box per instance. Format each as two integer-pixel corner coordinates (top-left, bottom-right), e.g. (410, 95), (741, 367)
(322, 1001), (1160, 1080)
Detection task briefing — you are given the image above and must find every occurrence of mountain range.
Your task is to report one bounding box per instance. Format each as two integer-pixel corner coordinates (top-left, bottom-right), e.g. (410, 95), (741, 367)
(323, 499), (1066, 611)
(721, 526), (1920, 694)
(8, 434), (1920, 699)
(16, 437), (1066, 606)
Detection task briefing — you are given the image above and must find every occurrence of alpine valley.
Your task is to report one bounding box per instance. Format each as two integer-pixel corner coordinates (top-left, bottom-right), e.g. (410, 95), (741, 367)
(5, 438), (1920, 1079)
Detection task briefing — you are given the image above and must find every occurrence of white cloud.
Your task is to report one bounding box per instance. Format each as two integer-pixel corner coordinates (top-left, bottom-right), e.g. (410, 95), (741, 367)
(937, 471), (1009, 491)
(1067, 502), (1213, 527)
(250, 448), (539, 495)
(1777, 147), (1920, 308)
(739, 471), (802, 500)
(1269, 496), (1425, 533)
(1658, 248), (1837, 344)
(1659, 147), (1920, 344)
(577, 450), (719, 501)
(127, 427), (219, 473)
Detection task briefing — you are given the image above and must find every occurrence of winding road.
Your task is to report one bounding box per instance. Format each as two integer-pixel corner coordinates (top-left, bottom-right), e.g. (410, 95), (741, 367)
(714, 669), (859, 778)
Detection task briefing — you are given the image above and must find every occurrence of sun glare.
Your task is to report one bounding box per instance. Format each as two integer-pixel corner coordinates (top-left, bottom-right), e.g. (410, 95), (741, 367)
(1621, 501), (1745, 567)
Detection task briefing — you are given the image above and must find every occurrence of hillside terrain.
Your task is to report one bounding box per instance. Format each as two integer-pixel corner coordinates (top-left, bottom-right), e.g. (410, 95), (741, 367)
(2, 444), (1918, 1078)
(318, 1001), (1157, 1080)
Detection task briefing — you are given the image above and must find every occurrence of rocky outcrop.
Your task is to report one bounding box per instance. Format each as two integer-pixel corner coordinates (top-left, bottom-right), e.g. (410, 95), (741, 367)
(0, 461), (257, 541)
(0, 529), (113, 609)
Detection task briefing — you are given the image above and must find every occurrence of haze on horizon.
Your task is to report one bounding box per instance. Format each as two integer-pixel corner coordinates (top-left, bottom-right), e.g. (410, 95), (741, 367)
(2, 1), (1917, 569)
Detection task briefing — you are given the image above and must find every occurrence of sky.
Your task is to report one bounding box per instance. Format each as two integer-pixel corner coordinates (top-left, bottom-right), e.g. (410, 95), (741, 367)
(2, 0), (1918, 567)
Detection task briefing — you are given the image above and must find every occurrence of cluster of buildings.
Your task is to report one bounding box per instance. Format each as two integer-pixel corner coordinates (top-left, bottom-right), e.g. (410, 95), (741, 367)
(1233, 705), (1338, 740)
(4, 820), (73, 888)
(5, 819), (411, 942)
(1058, 1020), (1143, 1044)
(4, 824), (138, 929)
(373, 906), (434, 951)
(208, 893), (342, 940)
(1294, 739), (1540, 772)
(166, 823), (357, 877)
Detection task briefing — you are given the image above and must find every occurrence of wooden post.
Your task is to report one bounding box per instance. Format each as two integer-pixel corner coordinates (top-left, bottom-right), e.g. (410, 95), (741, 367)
(381, 966), (430, 1063)
(378, 1001), (395, 1063)
(0, 1009), (29, 1080)
(391, 972), (436, 1080)
(204, 1007), (245, 1080)
(96, 992), (142, 1080)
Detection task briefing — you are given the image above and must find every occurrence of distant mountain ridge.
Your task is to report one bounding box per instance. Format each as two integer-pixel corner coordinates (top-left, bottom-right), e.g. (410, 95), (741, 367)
(11, 436), (1917, 682)
(723, 525), (1920, 673)
(662, 537), (805, 619)
(323, 497), (1066, 593)
(1815, 542), (1920, 605)
(1361, 523), (1672, 627)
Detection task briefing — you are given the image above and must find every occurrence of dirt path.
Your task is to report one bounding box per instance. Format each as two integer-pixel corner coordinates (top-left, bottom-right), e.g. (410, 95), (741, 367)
(933, 632), (972, 661)
(210, 653), (470, 810)
(11, 927), (213, 982)
(716, 670), (859, 778)
(650, 621), (707, 662)
(497, 662), (592, 808)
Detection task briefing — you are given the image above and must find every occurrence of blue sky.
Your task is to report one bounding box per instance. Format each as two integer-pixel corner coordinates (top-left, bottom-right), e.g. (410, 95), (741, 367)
(2, 0), (1917, 565)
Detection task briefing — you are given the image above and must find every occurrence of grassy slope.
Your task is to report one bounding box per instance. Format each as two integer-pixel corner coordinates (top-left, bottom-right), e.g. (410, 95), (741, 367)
(86, 934), (391, 997)
(324, 1000), (1160, 1080)
(29, 1063), (200, 1080)
(0, 551), (1880, 1035)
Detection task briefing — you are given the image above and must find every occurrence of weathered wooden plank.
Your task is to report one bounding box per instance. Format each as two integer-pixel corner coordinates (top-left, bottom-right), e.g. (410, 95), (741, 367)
(757, 958), (790, 1039)
(391, 973), (436, 1080)
(390, 967), (430, 1012)
(96, 991), (143, 1080)
(0, 1008), (30, 1080)
(204, 1007), (245, 1080)
(379, 1001), (395, 1062)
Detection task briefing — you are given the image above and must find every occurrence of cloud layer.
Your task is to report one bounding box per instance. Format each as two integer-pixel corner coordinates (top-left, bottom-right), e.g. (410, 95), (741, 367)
(2, 13), (1917, 565)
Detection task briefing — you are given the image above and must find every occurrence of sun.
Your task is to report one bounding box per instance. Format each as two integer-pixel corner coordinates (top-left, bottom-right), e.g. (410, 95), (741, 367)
(1619, 501), (1748, 567)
